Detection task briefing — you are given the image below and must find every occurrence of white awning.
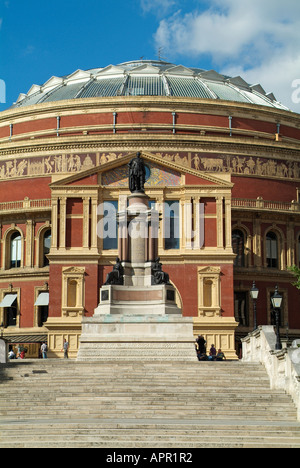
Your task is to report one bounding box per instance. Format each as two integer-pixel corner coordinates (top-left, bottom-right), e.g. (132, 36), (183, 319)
(34, 292), (49, 306)
(0, 294), (18, 307)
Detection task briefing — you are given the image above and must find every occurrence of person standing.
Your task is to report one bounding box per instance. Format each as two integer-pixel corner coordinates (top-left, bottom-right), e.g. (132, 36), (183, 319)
(41, 342), (48, 359)
(196, 335), (206, 354)
(209, 344), (217, 361)
(62, 339), (69, 359)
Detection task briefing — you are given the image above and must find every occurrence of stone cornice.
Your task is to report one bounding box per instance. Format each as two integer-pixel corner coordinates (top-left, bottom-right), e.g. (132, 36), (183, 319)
(1, 133), (300, 160)
(1, 96), (300, 126)
(233, 268), (295, 281)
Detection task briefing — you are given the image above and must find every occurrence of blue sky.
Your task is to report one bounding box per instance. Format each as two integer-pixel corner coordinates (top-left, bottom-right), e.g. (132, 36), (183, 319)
(1, 0), (300, 112)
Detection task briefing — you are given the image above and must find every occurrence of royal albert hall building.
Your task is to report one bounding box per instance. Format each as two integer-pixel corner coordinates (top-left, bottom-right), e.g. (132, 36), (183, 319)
(0, 59), (300, 359)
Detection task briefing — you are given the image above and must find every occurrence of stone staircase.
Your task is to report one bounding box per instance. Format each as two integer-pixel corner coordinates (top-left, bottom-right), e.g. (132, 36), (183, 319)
(1, 359), (300, 448)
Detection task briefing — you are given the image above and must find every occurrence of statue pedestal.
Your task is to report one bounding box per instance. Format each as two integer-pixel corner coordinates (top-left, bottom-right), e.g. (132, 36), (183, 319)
(78, 282), (196, 361)
(94, 284), (182, 316)
(77, 315), (196, 361)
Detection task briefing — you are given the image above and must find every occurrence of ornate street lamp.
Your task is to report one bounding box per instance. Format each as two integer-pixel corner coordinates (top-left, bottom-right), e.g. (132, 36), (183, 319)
(250, 281), (259, 330)
(271, 286), (283, 350)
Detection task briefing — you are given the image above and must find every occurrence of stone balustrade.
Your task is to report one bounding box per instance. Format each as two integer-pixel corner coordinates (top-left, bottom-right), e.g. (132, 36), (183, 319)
(0, 197), (51, 213)
(242, 326), (300, 421)
(232, 197), (300, 212)
(0, 337), (7, 363)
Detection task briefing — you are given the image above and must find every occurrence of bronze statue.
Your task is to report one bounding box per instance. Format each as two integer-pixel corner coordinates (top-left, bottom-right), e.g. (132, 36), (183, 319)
(128, 152), (146, 193)
(152, 257), (170, 285)
(104, 258), (124, 285)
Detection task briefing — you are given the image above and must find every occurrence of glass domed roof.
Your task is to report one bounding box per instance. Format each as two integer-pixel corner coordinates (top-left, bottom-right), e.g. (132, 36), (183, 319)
(12, 60), (289, 111)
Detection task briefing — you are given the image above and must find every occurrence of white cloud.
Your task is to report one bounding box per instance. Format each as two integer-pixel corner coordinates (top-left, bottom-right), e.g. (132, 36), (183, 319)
(154, 0), (300, 112)
(141, 0), (176, 15)
(222, 55), (300, 113)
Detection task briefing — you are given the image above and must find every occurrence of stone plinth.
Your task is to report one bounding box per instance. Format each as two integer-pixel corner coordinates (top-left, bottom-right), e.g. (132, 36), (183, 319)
(122, 262), (153, 287)
(94, 284), (182, 316)
(78, 281), (196, 361)
(77, 314), (196, 361)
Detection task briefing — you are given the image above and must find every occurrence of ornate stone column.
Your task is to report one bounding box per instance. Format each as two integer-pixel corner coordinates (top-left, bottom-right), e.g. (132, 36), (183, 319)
(216, 196), (224, 249)
(59, 197), (66, 249)
(83, 197), (90, 249)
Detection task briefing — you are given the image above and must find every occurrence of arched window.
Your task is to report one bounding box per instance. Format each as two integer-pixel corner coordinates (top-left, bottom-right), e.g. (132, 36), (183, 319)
(43, 230), (51, 266)
(266, 231), (278, 268)
(232, 229), (245, 267)
(10, 232), (21, 268)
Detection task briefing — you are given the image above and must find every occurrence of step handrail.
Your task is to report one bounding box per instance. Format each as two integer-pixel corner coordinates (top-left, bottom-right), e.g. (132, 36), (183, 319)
(242, 326), (300, 421)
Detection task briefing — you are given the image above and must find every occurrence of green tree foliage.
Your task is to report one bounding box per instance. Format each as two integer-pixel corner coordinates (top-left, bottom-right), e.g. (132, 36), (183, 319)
(288, 265), (300, 290)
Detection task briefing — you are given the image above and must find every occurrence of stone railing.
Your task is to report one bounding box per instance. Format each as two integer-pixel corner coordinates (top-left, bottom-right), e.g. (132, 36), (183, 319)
(232, 197), (300, 213)
(242, 326), (300, 421)
(0, 197), (51, 213)
(0, 337), (7, 363)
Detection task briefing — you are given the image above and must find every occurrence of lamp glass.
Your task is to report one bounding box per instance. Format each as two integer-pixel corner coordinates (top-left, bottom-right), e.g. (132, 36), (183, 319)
(250, 283), (259, 300)
(271, 290), (282, 309)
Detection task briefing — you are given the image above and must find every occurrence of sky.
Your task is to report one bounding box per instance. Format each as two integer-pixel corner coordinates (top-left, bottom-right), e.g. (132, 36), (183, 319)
(0, 0), (300, 113)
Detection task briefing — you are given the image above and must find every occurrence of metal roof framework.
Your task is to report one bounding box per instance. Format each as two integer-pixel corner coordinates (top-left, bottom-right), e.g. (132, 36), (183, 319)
(13, 60), (290, 111)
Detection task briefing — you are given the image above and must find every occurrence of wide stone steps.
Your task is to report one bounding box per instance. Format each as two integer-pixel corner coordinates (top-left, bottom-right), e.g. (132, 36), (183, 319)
(1, 422), (300, 448)
(1, 359), (300, 448)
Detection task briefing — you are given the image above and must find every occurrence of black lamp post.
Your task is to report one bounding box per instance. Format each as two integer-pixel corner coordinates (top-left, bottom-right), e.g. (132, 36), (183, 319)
(271, 286), (283, 350)
(250, 281), (259, 330)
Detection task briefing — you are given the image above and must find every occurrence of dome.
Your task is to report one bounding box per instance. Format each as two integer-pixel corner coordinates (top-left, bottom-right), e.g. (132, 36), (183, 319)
(12, 60), (289, 111)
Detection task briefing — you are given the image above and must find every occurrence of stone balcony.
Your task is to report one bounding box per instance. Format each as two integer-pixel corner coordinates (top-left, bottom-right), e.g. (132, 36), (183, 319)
(0, 197), (51, 214)
(232, 197), (300, 213)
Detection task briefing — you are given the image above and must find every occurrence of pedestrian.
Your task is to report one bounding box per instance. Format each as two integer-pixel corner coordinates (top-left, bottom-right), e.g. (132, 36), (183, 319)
(198, 352), (208, 361)
(62, 339), (69, 359)
(8, 349), (16, 360)
(41, 342), (48, 359)
(216, 349), (226, 361)
(208, 344), (217, 361)
(196, 335), (207, 354)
